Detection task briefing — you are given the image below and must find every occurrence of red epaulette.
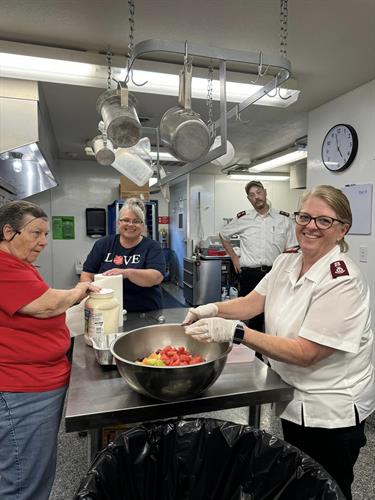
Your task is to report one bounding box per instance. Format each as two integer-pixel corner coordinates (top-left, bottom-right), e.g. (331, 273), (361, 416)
(279, 210), (290, 217)
(330, 260), (349, 278)
(237, 210), (246, 219)
(284, 245), (300, 253)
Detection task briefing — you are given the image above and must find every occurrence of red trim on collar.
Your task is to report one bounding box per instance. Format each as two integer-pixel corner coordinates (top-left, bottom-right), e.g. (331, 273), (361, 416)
(284, 245), (300, 253)
(330, 260), (349, 278)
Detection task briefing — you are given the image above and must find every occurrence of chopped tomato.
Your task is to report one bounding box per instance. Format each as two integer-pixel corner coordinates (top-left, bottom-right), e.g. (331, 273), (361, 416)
(190, 355), (205, 365)
(137, 345), (206, 367)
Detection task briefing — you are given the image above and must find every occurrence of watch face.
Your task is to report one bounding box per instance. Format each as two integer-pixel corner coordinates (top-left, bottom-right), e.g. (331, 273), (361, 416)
(321, 124), (358, 172)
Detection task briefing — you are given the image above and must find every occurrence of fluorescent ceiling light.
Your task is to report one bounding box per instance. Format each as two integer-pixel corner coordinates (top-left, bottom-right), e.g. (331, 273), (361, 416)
(249, 150), (307, 173)
(0, 52), (299, 108)
(228, 174), (290, 181)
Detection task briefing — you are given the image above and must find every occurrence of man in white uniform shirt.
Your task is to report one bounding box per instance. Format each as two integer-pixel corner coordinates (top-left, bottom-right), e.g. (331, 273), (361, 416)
(220, 180), (296, 331)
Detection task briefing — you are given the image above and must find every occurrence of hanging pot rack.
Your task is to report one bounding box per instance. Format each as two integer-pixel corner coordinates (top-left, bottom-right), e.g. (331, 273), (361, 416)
(123, 38), (292, 186)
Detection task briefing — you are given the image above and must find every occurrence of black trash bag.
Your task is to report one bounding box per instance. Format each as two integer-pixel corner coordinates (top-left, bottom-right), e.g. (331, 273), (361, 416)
(74, 418), (345, 500)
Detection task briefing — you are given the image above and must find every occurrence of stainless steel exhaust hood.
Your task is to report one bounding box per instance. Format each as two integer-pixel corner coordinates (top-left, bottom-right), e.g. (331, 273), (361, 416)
(0, 78), (58, 199)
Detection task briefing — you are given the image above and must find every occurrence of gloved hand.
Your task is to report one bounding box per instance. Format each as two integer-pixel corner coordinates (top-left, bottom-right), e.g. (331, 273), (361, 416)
(182, 303), (219, 325)
(184, 317), (239, 343)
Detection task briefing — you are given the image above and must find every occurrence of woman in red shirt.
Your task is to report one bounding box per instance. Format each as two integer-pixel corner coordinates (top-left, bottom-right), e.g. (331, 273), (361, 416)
(0, 200), (99, 500)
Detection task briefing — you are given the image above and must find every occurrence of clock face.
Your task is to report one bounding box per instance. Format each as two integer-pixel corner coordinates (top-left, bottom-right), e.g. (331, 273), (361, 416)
(321, 124), (358, 172)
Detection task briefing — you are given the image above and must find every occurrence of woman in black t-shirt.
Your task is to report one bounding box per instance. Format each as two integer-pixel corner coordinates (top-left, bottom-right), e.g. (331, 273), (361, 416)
(81, 198), (165, 312)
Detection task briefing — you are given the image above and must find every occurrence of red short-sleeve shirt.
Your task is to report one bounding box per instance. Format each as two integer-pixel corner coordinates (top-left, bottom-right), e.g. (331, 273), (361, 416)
(0, 251), (71, 392)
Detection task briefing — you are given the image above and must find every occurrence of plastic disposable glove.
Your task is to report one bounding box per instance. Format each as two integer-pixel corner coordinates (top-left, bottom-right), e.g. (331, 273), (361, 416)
(182, 303), (219, 325)
(184, 317), (239, 343)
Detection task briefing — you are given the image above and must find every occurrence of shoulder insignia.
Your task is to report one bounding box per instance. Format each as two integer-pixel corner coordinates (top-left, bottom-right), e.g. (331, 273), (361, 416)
(237, 210), (246, 219)
(330, 260), (349, 279)
(279, 210), (290, 217)
(284, 245), (300, 253)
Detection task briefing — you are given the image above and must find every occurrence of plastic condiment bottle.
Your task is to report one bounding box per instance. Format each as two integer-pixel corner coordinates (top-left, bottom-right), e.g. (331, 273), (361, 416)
(84, 288), (120, 346)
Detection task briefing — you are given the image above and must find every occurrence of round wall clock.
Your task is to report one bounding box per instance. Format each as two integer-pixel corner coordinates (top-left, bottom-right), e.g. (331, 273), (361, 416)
(321, 124), (358, 172)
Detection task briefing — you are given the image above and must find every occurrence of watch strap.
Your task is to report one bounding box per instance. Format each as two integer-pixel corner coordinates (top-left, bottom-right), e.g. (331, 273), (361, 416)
(233, 321), (245, 344)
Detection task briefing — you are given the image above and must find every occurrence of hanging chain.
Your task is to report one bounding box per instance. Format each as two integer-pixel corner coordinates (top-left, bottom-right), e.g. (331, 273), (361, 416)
(206, 61), (215, 138)
(123, 0), (135, 87)
(106, 50), (113, 90)
(124, 0), (147, 87)
(128, 0), (135, 63)
(280, 0), (288, 58)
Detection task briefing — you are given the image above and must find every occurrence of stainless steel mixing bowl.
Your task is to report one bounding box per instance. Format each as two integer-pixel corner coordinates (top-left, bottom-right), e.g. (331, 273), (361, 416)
(110, 323), (231, 401)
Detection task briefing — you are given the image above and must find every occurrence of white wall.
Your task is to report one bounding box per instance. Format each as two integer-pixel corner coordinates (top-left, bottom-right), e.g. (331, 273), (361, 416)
(307, 79), (375, 306)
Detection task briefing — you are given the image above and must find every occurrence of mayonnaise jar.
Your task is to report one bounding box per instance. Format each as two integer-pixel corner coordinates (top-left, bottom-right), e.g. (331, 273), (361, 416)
(84, 288), (120, 346)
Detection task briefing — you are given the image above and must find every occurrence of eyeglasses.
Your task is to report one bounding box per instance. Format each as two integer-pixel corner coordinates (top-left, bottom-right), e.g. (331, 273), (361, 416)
(119, 218), (143, 225)
(293, 212), (345, 230)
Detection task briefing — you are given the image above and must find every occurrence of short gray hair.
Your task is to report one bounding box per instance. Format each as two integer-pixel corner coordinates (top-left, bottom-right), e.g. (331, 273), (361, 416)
(0, 200), (48, 241)
(119, 197), (145, 223)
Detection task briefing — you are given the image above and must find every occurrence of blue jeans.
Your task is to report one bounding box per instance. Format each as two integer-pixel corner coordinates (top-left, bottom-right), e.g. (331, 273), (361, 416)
(0, 387), (67, 500)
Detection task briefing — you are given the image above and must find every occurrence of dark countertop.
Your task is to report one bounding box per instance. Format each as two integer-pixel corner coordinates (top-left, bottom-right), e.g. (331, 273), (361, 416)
(65, 308), (293, 432)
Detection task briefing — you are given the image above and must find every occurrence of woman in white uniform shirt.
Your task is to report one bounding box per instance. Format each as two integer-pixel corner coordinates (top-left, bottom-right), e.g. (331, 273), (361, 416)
(183, 185), (375, 500)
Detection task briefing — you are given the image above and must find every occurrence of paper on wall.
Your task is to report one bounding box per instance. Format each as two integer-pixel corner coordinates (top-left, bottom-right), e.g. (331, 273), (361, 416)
(94, 274), (123, 327)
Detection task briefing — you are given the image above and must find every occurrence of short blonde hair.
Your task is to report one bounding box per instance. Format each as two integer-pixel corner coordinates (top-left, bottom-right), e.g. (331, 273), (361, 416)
(299, 185), (352, 252)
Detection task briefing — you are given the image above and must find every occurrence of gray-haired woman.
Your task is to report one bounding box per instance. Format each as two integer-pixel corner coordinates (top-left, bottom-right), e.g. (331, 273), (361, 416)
(0, 200), (99, 500)
(81, 198), (166, 312)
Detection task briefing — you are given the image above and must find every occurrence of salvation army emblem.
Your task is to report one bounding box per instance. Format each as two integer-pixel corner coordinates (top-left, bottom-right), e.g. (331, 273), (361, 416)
(330, 260), (349, 278)
(113, 255), (123, 265)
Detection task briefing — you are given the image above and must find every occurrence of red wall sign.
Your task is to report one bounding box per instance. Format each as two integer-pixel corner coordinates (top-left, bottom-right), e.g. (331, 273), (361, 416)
(158, 216), (170, 224)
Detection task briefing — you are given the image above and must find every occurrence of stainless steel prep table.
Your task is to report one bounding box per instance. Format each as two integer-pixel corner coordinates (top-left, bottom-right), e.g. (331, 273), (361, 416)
(65, 308), (293, 456)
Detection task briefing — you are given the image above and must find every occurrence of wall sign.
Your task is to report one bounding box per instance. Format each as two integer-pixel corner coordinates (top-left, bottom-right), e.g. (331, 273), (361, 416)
(158, 216), (170, 224)
(341, 184), (373, 235)
(52, 216), (75, 240)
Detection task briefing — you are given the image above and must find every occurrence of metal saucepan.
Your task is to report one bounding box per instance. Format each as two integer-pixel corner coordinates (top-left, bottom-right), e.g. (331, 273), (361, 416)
(159, 59), (212, 162)
(111, 324), (231, 401)
(91, 134), (115, 166)
(96, 87), (141, 148)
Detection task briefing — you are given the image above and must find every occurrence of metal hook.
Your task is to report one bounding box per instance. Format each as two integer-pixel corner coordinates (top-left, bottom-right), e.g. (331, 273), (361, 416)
(277, 87), (292, 100)
(130, 68), (148, 87)
(123, 57), (148, 87)
(251, 51), (270, 84)
(233, 104), (251, 124)
(263, 74), (280, 98)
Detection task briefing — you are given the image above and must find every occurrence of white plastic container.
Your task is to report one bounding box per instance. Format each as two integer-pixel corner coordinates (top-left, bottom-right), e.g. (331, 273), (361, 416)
(84, 288), (120, 346)
(111, 149), (153, 187)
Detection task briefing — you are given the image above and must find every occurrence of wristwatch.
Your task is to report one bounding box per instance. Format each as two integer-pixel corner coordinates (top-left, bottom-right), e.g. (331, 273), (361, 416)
(233, 322), (245, 344)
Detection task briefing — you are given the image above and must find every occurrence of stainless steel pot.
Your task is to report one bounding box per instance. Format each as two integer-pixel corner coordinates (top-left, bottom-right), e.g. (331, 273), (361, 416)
(111, 323), (231, 401)
(96, 88), (141, 148)
(91, 134), (115, 166)
(91, 333), (120, 365)
(160, 60), (212, 162)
